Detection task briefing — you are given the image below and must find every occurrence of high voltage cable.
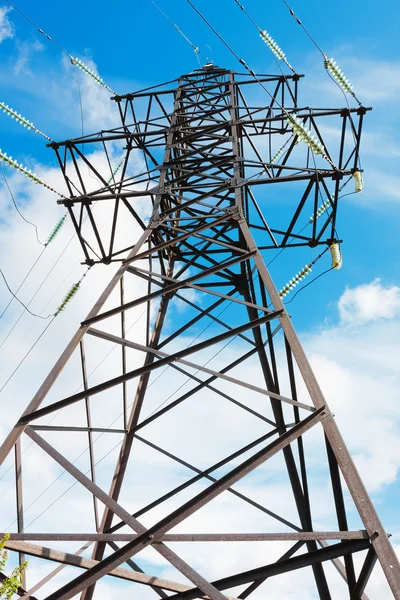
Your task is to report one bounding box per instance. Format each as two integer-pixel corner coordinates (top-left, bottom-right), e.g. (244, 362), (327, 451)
(0, 248), (46, 321)
(232, 0), (295, 73)
(0, 224), (74, 337)
(5, 0), (116, 95)
(281, 0), (361, 105)
(284, 266), (334, 305)
(150, 0), (210, 65)
(0, 268), (90, 395)
(0, 269), (54, 320)
(0, 233), (81, 351)
(0, 259), (80, 378)
(0, 163), (45, 245)
(0, 153), (125, 333)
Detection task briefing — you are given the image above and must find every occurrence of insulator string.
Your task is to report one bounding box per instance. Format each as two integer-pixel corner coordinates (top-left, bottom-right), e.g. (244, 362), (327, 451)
(0, 102), (52, 141)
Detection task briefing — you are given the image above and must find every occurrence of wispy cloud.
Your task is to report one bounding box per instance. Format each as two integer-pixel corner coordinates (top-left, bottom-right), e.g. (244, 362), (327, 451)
(13, 38), (44, 76)
(0, 6), (14, 44)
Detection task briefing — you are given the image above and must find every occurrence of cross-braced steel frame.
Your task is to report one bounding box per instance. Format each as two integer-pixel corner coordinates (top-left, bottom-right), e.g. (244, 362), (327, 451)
(1, 65), (398, 600)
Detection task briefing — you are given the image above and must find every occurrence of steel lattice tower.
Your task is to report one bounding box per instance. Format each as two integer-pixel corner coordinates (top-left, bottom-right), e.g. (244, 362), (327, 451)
(1, 65), (399, 600)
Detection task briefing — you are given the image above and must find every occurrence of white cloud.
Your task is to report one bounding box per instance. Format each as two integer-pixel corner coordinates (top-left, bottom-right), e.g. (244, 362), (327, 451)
(14, 39), (44, 76)
(338, 279), (400, 325)
(0, 6), (14, 43)
(303, 280), (400, 494)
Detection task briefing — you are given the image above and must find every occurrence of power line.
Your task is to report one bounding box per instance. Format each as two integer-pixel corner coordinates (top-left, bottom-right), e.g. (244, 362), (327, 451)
(281, 0), (361, 105)
(150, 0), (210, 65)
(281, 0), (325, 57)
(5, 0), (116, 95)
(284, 266), (334, 305)
(1, 163), (45, 246)
(0, 233), (76, 349)
(0, 269), (53, 320)
(0, 249), (46, 321)
(232, 0), (296, 73)
(0, 317), (56, 394)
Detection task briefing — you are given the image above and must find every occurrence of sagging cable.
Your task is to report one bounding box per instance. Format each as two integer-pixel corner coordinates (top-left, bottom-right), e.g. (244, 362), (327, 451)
(0, 102), (52, 141)
(0, 149), (63, 196)
(0, 268), (54, 319)
(324, 58), (353, 94)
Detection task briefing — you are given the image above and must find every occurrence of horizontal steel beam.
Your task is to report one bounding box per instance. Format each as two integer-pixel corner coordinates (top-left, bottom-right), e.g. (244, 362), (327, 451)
(5, 541), (191, 593)
(4, 532), (369, 542)
(167, 539), (371, 600)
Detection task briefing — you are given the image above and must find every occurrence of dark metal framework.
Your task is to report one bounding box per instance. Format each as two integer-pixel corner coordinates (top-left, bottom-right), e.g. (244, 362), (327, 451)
(1, 65), (398, 600)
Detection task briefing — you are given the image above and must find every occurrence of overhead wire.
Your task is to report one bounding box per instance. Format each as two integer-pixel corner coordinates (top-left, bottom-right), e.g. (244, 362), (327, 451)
(281, 0), (361, 106)
(0, 163), (45, 245)
(5, 0), (116, 95)
(0, 268), (90, 395)
(284, 266), (334, 305)
(232, 0), (295, 73)
(0, 269), (54, 320)
(0, 247), (46, 321)
(150, 0), (211, 65)
(0, 231), (77, 349)
(0, 258), (82, 377)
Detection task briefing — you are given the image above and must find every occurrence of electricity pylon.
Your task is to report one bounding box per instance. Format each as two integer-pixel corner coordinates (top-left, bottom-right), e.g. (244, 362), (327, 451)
(1, 65), (399, 600)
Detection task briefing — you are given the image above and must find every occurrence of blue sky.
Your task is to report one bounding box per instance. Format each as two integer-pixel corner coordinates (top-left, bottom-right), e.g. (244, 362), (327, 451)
(0, 0), (399, 598)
